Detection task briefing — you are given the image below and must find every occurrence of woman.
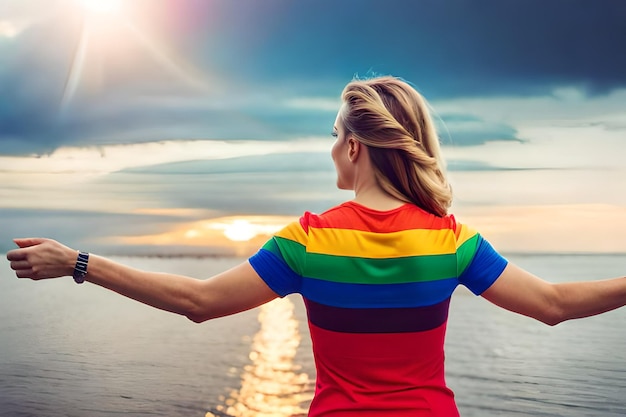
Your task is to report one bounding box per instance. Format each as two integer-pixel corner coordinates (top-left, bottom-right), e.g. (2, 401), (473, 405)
(6, 76), (626, 416)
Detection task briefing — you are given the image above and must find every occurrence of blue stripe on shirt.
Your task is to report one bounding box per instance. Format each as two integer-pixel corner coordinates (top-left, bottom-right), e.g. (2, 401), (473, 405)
(459, 236), (508, 295)
(249, 248), (302, 297)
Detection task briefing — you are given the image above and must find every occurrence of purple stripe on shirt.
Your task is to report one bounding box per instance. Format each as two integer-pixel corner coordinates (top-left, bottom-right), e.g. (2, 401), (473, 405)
(305, 297), (451, 334)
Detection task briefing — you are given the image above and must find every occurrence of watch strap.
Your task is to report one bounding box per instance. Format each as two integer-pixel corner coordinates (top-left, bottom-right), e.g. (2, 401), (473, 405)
(73, 251), (89, 284)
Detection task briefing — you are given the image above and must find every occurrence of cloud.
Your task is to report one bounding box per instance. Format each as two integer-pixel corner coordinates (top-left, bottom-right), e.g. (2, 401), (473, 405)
(2, 0), (625, 157)
(0, 38), (339, 155)
(434, 88), (626, 127)
(0, 1), (220, 155)
(2, 85), (623, 213)
(436, 114), (521, 147)
(446, 160), (537, 172)
(95, 150), (348, 216)
(0, 141), (349, 253)
(433, 87), (626, 151)
(283, 97), (341, 112)
(0, 138), (331, 176)
(121, 151), (334, 175)
(0, 207), (192, 254)
(191, 0), (626, 96)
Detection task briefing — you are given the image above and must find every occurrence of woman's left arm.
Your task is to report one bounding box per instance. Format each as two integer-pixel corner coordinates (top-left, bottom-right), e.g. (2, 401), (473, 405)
(481, 263), (626, 326)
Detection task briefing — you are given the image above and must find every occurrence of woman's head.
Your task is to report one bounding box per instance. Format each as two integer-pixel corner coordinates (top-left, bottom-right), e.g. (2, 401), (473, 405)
(337, 76), (452, 217)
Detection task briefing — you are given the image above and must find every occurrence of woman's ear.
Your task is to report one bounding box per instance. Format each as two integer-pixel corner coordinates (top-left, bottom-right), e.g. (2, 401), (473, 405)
(347, 136), (361, 163)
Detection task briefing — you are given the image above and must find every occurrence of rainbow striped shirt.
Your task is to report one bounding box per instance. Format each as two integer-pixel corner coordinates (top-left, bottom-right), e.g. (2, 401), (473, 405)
(249, 202), (507, 416)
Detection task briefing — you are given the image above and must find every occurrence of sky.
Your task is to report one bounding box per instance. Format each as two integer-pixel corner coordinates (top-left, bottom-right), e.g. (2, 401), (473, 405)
(1, 0), (625, 255)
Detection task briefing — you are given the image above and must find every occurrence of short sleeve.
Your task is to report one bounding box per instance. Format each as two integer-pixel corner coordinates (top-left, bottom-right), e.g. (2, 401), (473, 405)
(458, 236), (508, 295)
(453, 220), (508, 295)
(248, 218), (308, 297)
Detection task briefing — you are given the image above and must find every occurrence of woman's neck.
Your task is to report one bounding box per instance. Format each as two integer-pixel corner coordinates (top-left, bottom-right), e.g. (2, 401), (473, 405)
(352, 182), (406, 211)
(349, 145), (406, 211)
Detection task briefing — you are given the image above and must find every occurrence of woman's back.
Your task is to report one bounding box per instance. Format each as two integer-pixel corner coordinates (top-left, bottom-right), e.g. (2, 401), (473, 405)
(250, 201), (504, 416)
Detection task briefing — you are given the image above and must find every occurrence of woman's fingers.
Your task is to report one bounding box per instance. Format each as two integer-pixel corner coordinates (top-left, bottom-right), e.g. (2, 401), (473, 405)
(14, 268), (35, 279)
(10, 260), (31, 270)
(6, 248), (27, 262)
(6, 237), (46, 262)
(7, 256), (35, 279)
(13, 238), (48, 249)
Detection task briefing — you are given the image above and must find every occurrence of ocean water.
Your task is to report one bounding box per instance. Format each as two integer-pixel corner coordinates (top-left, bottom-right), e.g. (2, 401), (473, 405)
(0, 254), (625, 417)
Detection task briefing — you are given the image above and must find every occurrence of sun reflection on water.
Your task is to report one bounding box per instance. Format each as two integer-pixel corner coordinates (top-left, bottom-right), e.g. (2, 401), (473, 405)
(207, 298), (313, 417)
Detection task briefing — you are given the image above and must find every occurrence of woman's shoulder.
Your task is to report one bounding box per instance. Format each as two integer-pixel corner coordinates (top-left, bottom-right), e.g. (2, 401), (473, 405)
(302, 201), (457, 233)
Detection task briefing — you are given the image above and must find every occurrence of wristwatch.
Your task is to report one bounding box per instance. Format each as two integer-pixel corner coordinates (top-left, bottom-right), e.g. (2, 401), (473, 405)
(73, 251), (89, 284)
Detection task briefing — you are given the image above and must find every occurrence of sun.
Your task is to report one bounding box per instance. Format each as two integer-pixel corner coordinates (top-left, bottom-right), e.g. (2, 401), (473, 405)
(61, 0), (208, 114)
(223, 220), (258, 242)
(77, 0), (123, 14)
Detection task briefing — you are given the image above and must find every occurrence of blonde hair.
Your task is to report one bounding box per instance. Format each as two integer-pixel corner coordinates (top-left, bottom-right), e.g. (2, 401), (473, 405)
(340, 76), (452, 217)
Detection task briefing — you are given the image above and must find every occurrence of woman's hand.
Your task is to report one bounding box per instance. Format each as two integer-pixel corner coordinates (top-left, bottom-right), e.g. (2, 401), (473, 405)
(6, 238), (77, 280)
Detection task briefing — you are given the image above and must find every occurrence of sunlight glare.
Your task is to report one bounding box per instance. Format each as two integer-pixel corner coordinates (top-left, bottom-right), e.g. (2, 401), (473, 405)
(78, 0), (123, 14)
(0, 21), (19, 38)
(223, 220), (257, 242)
(62, 0), (210, 113)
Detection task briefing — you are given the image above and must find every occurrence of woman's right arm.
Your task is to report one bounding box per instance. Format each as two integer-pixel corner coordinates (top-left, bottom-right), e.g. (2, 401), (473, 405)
(481, 263), (626, 326)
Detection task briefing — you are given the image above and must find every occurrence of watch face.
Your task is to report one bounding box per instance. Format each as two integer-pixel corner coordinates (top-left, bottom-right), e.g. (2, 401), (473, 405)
(73, 272), (86, 284)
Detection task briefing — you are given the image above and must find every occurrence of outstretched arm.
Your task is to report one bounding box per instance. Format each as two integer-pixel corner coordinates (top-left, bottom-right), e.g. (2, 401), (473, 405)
(6, 238), (278, 323)
(481, 263), (626, 326)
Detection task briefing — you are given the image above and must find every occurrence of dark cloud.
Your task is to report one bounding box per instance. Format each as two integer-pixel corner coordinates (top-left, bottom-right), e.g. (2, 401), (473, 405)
(0, 13), (83, 154)
(203, 0), (626, 97)
(0, 10), (338, 156)
(1, 0), (624, 156)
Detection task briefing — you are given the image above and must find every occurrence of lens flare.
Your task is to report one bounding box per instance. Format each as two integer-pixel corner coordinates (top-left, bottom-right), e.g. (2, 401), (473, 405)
(77, 0), (123, 14)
